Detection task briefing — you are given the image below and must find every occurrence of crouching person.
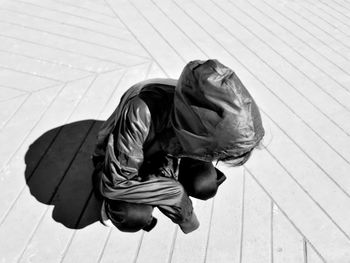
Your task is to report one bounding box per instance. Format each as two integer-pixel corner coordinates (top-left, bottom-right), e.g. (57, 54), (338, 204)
(92, 59), (264, 234)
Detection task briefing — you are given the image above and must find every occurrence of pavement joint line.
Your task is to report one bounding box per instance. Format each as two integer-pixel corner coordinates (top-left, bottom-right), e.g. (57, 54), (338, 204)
(60, 228), (78, 263)
(0, 83), (30, 93)
(305, 240), (327, 263)
(260, 0), (350, 61)
(65, 62), (155, 253)
(128, 0), (187, 64)
(144, 61), (155, 80)
(0, 64), (64, 84)
(244, 0), (350, 81)
(287, 0), (350, 35)
(0, 20), (151, 62)
(16, 64), (152, 258)
(1, 0), (348, 260)
(245, 168), (328, 263)
(62, 62), (165, 260)
(97, 60), (154, 76)
(203, 197), (215, 263)
(0, 63), (147, 178)
(56, 68), (129, 259)
(317, 0), (350, 20)
(29, 74), (94, 94)
(97, 228), (113, 263)
(177, 0), (350, 164)
(0, 49), (98, 74)
(19, 67), (115, 179)
(334, 0), (350, 9)
(0, 93), (28, 103)
(0, 7), (134, 43)
(270, 200), (274, 263)
(100, 0), (146, 33)
(260, 107), (350, 199)
(47, 123), (95, 208)
(332, 0), (350, 11)
(141, 0), (234, 252)
(0, 80), (85, 261)
(265, 145), (350, 242)
(71, 68), (128, 217)
(150, 0), (210, 60)
(0, 34), (127, 68)
(206, 0), (350, 135)
(0, 93), (30, 132)
(189, 0), (350, 160)
(0, 82), (67, 226)
(13, 75), (99, 258)
(166, 225), (178, 263)
(226, 0), (350, 101)
(299, 0), (343, 28)
(302, 0), (350, 34)
(303, 237), (308, 263)
(172, 0), (350, 238)
(238, 169), (246, 263)
(75, 185), (95, 229)
(334, 0), (348, 6)
(133, 231), (145, 263)
(0, 74), (96, 175)
(24, 126), (62, 183)
(104, 0), (170, 78)
(53, 0), (121, 19)
(213, 0), (350, 129)
(12, 0), (126, 28)
(16, 205), (52, 262)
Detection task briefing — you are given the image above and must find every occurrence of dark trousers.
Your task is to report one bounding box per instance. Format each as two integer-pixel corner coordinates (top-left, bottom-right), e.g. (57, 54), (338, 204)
(104, 158), (226, 232)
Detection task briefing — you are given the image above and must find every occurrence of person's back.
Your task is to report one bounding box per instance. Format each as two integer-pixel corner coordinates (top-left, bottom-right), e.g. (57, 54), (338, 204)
(92, 59), (265, 234)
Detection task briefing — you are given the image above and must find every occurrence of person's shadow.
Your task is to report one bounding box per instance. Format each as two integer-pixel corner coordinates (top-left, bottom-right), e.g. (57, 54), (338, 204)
(25, 119), (104, 229)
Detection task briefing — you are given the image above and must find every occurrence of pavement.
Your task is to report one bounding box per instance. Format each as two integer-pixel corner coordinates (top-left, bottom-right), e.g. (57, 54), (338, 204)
(0, 0), (350, 262)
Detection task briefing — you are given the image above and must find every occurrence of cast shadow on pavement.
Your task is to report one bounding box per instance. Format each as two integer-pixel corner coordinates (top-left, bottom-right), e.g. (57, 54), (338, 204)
(24, 119), (104, 229)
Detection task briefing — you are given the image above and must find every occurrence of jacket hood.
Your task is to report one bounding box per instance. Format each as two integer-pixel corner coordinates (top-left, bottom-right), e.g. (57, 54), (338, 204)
(171, 59), (265, 161)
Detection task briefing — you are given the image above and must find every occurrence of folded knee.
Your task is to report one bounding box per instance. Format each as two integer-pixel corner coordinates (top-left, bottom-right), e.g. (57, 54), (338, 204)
(106, 201), (154, 232)
(179, 158), (219, 200)
(191, 178), (218, 200)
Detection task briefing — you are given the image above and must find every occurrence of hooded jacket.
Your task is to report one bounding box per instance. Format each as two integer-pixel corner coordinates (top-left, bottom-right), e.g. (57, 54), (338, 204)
(94, 59), (264, 232)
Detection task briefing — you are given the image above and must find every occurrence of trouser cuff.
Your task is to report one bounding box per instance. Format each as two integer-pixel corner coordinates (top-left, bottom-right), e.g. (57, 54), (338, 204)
(179, 212), (200, 234)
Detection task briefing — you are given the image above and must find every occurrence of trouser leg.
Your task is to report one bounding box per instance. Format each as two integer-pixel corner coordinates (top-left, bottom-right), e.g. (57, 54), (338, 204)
(92, 160), (157, 232)
(157, 185), (199, 234)
(178, 158), (226, 200)
(105, 199), (157, 232)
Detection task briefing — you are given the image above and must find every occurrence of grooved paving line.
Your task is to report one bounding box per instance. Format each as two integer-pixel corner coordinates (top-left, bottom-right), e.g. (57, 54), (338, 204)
(1, 0), (350, 262)
(0, 34), (124, 71)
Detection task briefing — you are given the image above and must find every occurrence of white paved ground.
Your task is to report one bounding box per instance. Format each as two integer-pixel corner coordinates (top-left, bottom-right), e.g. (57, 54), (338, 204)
(0, 0), (350, 262)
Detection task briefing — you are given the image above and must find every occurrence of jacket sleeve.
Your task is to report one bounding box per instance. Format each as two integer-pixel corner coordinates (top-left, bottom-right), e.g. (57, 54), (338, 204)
(98, 96), (199, 233)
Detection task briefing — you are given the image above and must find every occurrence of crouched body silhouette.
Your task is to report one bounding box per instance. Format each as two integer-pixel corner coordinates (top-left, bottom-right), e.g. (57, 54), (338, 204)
(92, 59), (264, 233)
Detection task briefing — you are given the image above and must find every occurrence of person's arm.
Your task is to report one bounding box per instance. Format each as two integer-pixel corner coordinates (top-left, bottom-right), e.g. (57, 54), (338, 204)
(97, 96), (198, 233)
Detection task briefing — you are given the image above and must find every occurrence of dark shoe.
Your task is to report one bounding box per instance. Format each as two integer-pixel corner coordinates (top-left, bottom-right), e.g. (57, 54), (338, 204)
(142, 217), (158, 232)
(215, 168), (227, 186)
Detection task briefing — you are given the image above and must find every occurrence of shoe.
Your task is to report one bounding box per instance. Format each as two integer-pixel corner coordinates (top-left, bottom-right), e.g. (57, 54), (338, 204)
(142, 217), (158, 232)
(215, 168), (227, 186)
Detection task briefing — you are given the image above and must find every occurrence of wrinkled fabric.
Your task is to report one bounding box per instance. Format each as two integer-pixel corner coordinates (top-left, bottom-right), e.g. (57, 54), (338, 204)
(172, 59), (265, 161)
(94, 79), (196, 229)
(93, 59), (264, 231)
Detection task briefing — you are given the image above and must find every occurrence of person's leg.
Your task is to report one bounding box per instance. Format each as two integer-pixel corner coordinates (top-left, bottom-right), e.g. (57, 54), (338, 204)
(104, 199), (157, 232)
(178, 158), (226, 200)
